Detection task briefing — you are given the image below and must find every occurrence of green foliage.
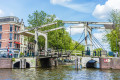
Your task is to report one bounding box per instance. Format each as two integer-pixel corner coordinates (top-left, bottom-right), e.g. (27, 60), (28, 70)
(71, 53), (82, 56)
(20, 52), (24, 57)
(105, 30), (119, 52)
(27, 10), (85, 51)
(105, 10), (120, 52)
(12, 58), (15, 62)
(93, 48), (103, 53)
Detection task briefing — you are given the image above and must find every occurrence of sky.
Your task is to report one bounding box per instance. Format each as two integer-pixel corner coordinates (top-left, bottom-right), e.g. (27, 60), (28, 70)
(0, 0), (120, 51)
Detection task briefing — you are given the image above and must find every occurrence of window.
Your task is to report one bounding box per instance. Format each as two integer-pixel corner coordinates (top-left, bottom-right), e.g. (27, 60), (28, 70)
(0, 42), (1, 48)
(16, 44), (19, 48)
(17, 34), (19, 40)
(10, 25), (13, 32)
(0, 34), (2, 40)
(9, 51), (12, 54)
(9, 33), (12, 40)
(0, 25), (2, 31)
(14, 43), (16, 48)
(15, 26), (17, 32)
(14, 34), (16, 40)
(10, 42), (12, 47)
(18, 27), (20, 32)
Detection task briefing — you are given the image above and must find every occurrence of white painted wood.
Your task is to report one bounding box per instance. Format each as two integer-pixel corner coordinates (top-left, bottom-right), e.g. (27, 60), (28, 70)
(63, 21), (113, 25)
(43, 27), (64, 33)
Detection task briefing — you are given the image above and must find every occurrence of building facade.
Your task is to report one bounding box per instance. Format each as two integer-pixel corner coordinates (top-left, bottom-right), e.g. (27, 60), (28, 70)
(0, 16), (24, 58)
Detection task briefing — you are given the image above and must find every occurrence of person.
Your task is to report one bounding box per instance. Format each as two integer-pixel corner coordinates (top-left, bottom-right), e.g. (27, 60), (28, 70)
(87, 47), (90, 55)
(94, 51), (96, 56)
(27, 51), (29, 57)
(11, 54), (13, 58)
(32, 51), (34, 58)
(24, 51), (26, 56)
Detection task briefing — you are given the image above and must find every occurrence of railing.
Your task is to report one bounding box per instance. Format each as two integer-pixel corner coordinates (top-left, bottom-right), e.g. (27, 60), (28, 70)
(82, 51), (101, 57)
(0, 54), (19, 58)
(39, 50), (70, 57)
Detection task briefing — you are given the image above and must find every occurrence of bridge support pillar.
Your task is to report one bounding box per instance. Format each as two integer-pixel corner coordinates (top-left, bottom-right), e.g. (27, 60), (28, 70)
(35, 29), (38, 56)
(45, 34), (47, 56)
(54, 59), (58, 67)
(88, 29), (93, 56)
(20, 59), (26, 69)
(84, 23), (88, 51)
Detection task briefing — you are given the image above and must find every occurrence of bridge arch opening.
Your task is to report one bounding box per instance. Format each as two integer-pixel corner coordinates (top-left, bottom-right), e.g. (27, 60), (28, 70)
(26, 62), (30, 68)
(13, 61), (20, 68)
(86, 60), (97, 68)
(13, 61), (30, 68)
(40, 58), (51, 68)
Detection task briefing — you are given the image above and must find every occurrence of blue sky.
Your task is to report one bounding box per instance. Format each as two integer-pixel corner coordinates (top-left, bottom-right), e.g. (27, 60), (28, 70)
(0, 0), (119, 51)
(0, 0), (107, 25)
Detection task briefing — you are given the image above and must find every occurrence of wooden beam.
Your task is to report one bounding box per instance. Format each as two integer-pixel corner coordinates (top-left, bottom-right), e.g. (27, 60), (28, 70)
(63, 21), (113, 25)
(90, 22), (113, 25)
(43, 27), (64, 33)
(70, 25), (107, 29)
(90, 26), (105, 29)
(23, 22), (57, 32)
(70, 26), (84, 28)
(18, 31), (35, 36)
(63, 21), (86, 24)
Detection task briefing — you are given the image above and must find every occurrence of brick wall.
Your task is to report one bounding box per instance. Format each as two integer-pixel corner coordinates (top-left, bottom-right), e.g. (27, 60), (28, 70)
(0, 24), (20, 48)
(100, 58), (120, 69)
(0, 58), (12, 68)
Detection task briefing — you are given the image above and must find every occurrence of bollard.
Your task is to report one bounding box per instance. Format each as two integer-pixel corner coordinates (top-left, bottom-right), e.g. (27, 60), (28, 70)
(75, 57), (82, 70)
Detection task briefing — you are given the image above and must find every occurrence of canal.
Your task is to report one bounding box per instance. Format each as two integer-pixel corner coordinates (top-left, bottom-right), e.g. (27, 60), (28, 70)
(0, 65), (120, 80)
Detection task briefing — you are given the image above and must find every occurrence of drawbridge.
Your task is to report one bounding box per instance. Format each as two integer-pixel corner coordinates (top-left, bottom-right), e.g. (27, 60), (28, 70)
(18, 21), (113, 58)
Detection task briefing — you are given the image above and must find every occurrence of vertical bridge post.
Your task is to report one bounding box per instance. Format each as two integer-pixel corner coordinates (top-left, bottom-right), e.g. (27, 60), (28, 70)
(88, 28), (93, 56)
(35, 28), (38, 56)
(84, 23), (88, 51)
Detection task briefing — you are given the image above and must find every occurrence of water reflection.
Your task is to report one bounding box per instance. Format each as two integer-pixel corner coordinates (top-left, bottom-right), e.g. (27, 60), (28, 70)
(0, 66), (120, 80)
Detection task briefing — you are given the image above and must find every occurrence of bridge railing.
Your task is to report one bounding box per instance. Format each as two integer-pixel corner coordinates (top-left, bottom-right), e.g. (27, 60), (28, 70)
(47, 50), (70, 57)
(82, 51), (101, 57)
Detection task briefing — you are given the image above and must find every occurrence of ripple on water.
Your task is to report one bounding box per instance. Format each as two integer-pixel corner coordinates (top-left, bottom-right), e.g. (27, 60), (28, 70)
(0, 66), (120, 80)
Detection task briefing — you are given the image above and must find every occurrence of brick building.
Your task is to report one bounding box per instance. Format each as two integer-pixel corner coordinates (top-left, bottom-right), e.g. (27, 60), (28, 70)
(0, 16), (24, 57)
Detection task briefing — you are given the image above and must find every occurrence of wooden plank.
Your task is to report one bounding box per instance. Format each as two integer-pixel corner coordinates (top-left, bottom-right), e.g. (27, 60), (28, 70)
(43, 27), (64, 33)
(63, 21), (113, 25)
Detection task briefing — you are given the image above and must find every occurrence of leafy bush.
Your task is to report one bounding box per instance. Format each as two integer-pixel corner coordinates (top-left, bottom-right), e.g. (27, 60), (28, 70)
(77, 54), (82, 56)
(71, 53), (82, 56)
(20, 52), (24, 57)
(71, 54), (75, 56)
(12, 58), (15, 62)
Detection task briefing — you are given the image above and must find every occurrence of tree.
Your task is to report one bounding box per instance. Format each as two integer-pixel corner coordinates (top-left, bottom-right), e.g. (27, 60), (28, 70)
(105, 10), (120, 52)
(27, 10), (85, 51)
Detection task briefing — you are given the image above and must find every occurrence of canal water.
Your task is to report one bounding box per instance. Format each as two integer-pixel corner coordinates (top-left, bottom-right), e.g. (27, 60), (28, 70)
(0, 65), (120, 80)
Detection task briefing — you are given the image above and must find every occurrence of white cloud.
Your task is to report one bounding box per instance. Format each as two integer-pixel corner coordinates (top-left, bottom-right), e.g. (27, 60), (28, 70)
(66, 24), (84, 35)
(50, 0), (95, 13)
(0, 9), (14, 17)
(93, 29), (106, 41)
(0, 9), (4, 16)
(92, 0), (120, 19)
(93, 33), (103, 40)
(50, 0), (71, 4)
